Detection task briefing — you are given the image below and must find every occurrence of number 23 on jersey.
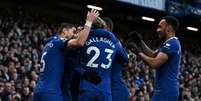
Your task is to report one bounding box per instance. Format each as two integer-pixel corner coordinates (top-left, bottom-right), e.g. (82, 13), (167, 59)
(86, 46), (114, 69)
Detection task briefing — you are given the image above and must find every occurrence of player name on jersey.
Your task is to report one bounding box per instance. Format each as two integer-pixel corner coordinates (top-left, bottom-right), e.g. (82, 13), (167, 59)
(85, 37), (115, 48)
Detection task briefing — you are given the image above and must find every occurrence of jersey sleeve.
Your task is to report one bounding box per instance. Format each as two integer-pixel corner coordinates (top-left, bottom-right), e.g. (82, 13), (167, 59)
(53, 38), (69, 49)
(115, 41), (128, 62)
(159, 40), (179, 57)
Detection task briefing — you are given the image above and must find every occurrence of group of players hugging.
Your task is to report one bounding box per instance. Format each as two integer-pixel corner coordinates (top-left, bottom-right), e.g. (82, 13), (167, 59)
(33, 8), (181, 101)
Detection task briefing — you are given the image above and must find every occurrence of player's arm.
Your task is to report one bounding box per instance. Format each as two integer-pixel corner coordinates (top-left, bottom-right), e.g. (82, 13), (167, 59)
(126, 41), (168, 69)
(116, 41), (128, 62)
(139, 40), (158, 57)
(127, 31), (157, 57)
(67, 9), (99, 48)
(138, 52), (168, 69)
(133, 40), (177, 69)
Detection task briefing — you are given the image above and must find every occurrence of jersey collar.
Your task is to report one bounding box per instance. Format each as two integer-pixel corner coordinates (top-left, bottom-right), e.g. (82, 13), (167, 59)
(164, 36), (178, 44)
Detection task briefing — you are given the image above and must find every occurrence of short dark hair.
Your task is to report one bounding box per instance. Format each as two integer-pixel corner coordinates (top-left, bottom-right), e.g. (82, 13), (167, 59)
(58, 23), (75, 34)
(163, 16), (179, 32)
(102, 17), (114, 32)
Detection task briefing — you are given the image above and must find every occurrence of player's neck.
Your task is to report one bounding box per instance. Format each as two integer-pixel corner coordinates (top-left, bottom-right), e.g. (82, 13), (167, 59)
(165, 33), (175, 41)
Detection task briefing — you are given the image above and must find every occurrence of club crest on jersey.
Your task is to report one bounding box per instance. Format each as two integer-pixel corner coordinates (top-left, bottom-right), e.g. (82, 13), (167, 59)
(166, 43), (171, 47)
(164, 43), (170, 49)
(46, 43), (54, 48)
(60, 37), (67, 42)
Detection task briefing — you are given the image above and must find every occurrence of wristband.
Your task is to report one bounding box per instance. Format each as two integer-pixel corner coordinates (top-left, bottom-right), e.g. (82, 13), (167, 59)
(85, 21), (92, 28)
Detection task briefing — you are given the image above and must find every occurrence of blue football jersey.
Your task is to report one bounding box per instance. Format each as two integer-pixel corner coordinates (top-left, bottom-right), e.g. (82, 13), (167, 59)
(111, 41), (128, 82)
(76, 28), (126, 94)
(111, 42), (129, 101)
(34, 35), (68, 94)
(155, 37), (181, 96)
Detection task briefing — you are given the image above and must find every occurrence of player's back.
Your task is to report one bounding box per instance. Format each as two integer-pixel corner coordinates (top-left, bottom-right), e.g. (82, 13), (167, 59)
(79, 28), (118, 94)
(34, 36), (66, 95)
(155, 37), (181, 96)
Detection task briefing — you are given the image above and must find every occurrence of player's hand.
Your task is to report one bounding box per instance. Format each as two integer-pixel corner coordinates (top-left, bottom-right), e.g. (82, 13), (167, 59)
(83, 70), (102, 85)
(86, 9), (99, 23)
(128, 31), (142, 45)
(126, 41), (142, 55)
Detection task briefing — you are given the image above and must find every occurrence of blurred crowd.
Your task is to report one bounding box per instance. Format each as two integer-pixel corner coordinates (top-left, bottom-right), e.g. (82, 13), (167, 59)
(0, 17), (201, 101)
(0, 17), (56, 101)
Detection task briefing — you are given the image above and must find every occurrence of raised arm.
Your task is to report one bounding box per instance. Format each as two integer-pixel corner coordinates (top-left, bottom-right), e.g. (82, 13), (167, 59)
(139, 40), (158, 57)
(127, 31), (157, 57)
(68, 9), (99, 48)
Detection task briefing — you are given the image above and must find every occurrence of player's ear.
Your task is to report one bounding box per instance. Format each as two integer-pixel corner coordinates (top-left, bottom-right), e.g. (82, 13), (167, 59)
(62, 28), (68, 33)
